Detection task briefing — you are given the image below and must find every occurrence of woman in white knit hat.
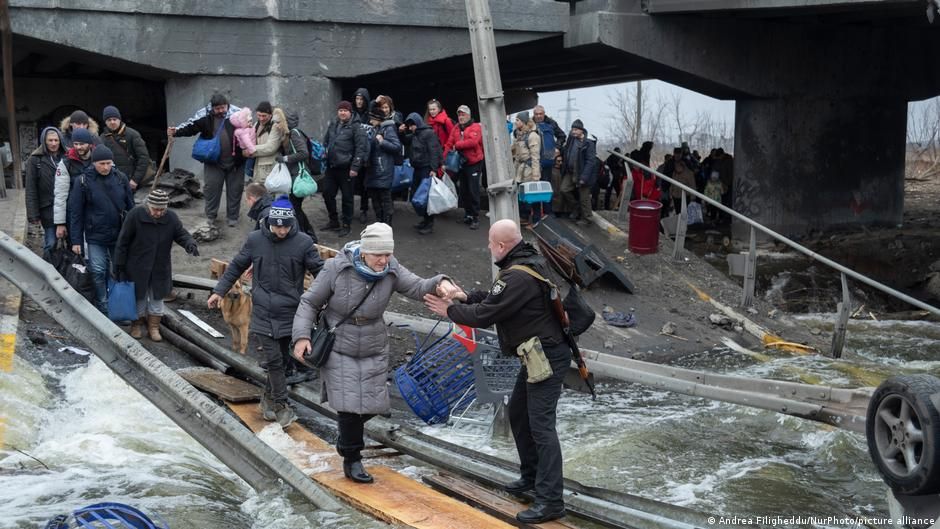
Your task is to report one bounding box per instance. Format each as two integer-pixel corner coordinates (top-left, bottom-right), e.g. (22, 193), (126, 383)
(291, 222), (458, 484)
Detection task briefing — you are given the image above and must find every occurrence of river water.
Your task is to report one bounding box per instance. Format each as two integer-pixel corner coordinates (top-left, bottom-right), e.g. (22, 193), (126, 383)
(1, 316), (938, 528)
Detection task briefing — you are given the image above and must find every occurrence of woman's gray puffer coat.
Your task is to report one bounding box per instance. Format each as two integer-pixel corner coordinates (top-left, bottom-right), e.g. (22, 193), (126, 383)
(292, 247), (444, 414)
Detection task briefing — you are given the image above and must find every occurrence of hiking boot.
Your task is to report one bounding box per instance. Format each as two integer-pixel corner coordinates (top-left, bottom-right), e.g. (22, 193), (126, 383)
(418, 224), (434, 235)
(163, 289), (178, 302)
(147, 315), (163, 342)
(259, 393), (276, 421)
(129, 318), (145, 339)
(469, 218), (480, 230)
(337, 224), (351, 237)
(274, 402), (297, 428)
(503, 478), (535, 495)
(413, 220), (428, 230)
(227, 219), (238, 228)
(516, 504), (566, 524)
(343, 460), (374, 484)
(320, 220), (340, 231)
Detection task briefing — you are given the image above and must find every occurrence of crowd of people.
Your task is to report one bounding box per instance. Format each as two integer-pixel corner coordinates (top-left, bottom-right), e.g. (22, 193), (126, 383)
(22, 87), (736, 526)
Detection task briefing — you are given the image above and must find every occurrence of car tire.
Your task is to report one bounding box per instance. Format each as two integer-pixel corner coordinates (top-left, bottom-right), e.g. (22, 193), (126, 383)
(866, 374), (940, 496)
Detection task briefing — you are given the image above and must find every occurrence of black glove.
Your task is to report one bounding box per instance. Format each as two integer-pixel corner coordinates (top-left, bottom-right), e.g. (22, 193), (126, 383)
(113, 265), (127, 282)
(276, 155), (289, 164)
(186, 243), (199, 257)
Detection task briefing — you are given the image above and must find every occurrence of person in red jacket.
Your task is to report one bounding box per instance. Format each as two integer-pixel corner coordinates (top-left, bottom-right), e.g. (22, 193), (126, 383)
(444, 105), (484, 230)
(425, 99), (454, 158)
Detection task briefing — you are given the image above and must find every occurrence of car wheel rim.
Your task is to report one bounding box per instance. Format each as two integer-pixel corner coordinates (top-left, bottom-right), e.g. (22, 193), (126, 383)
(874, 394), (925, 478)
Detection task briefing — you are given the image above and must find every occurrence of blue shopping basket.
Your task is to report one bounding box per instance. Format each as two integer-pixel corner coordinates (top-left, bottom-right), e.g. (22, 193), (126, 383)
(394, 328), (476, 425)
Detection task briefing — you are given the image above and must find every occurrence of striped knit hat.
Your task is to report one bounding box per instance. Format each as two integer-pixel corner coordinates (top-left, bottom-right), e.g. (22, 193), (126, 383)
(268, 196), (295, 226)
(146, 189), (169, 209)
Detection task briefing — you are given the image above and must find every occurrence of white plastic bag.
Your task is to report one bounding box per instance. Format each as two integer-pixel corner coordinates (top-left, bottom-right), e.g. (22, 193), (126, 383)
(442, 173), (457, 198)
(428, 175), (458, 215)
(264, 162), (292, 195)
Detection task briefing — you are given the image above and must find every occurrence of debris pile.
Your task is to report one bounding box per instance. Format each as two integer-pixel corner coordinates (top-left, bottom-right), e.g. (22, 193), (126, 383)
(152, 169), (203, 208)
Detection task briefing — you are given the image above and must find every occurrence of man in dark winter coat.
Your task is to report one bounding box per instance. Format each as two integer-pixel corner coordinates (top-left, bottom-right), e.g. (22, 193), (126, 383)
(209, 198), (324, 428)
(53, 127), (97, 242)
(352, 87), (371, 127)
(322, 100), (369, 237)
(424, 220), (569, 524)
(403, 112), (443, 235)
(168, 93), (245, 227)
(25, 127), (65, 252)
(101, 105), (151, 191)
(114, 189), (198, 341)
(365, 107), (402, 226)
(561, 119), (597, 225)
(67, 146), (135, 311)
(532, 105), (566, 173)
(59, 110), (102, 148)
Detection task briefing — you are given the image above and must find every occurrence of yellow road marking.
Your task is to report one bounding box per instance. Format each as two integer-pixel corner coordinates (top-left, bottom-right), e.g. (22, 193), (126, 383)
(0, 333), (15, 372)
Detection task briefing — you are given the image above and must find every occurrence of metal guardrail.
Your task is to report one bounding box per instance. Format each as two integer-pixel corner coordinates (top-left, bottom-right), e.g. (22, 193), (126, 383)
(0, 232), (342, 511)
(607, 150), (940, 357)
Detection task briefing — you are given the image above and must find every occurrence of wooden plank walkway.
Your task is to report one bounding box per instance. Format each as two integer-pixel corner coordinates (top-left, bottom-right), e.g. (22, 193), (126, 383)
(227, 401), (515, 529)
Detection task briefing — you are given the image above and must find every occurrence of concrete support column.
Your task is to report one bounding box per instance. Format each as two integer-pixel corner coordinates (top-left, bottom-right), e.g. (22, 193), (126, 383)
(166, 75), (341, 175)
(732, 97), (907, 239)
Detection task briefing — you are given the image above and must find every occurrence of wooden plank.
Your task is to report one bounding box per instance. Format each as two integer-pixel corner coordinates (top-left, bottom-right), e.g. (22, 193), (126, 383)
(177, 367), (261, 402)
(424, 473), (582, 529)
(227, 401), (515, 529)
(172, 274), (218, 291)
(178, 309), (225, 338)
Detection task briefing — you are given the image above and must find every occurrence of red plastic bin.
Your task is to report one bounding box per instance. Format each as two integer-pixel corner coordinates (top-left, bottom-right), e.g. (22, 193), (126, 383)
(628, 200), (662, 254)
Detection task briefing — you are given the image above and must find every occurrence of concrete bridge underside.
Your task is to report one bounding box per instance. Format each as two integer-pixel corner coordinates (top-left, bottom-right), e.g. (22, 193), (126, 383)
(5, 0), (940, 237)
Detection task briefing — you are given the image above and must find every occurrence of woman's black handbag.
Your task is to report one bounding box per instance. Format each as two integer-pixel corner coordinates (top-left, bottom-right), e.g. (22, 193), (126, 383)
(303, 283), (375, 368)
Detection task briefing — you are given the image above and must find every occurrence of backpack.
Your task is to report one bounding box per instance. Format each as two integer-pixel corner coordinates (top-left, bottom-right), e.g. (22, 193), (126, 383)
(536, 122), (555, 161)
(294, 128), (325, 176)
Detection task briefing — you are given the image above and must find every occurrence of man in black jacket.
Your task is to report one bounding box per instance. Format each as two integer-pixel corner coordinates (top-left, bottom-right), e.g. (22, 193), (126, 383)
(562, 119), (598, 225)
(403, 112), (443, 235)
(322, 100), (368, 237)
(424, 219), (568, 524)
(208, 198), (323, 428)
(168, 93), (245, 227)
(101, 105), (151, 192)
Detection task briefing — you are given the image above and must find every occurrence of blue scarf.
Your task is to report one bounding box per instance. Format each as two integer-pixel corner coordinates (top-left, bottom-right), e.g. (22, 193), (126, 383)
(344, 241), (390, 282)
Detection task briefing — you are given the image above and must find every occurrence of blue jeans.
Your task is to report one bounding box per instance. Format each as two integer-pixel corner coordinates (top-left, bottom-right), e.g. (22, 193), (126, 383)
(86, 243), (114, 311)
(42, 227), (57, 254)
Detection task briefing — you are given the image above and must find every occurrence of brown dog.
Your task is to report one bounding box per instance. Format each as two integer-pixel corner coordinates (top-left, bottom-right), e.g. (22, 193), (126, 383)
(220, 280), (252, 354)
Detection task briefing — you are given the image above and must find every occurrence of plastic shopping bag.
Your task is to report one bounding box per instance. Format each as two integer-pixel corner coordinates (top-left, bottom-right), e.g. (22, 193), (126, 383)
(428, 175), (458, 215)
(264, 162), (292, 195)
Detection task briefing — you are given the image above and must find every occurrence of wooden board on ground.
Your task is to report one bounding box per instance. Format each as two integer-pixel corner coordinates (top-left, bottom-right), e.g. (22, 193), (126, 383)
(424, 473), (582, 529)
(177, 367), (261, 402)
(178, 309), (225, 338)
(172, 274), (217, 291)
(227, 401), (514, 529)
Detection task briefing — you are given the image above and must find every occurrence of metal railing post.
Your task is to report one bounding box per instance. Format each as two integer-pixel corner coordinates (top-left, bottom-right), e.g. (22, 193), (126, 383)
(742, 226), (757, 307)
(673, 190), (688, 261)
(831, 273), (851, 359)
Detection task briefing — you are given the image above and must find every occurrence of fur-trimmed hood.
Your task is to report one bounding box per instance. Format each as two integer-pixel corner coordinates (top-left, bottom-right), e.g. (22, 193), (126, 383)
(59, 115), (99, 136)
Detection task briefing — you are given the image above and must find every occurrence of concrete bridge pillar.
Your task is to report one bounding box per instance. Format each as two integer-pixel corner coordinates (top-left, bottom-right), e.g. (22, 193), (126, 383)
(732, 97), (907, 239)
(166, 76), (341, 176)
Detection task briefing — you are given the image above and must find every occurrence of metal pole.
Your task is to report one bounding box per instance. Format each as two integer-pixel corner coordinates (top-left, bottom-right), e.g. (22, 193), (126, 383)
(0, 0), (21, 192)
(608, 149), (940, 318)
(831, 273), (851, 359)
(742, 226), (757, 307)
(465, 0), (518, 280)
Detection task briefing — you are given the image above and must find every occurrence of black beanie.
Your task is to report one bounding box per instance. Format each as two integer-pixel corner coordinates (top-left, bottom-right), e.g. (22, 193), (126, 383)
(91, 146), (114, 163)
(102, 105), (121, 121)
(70, 110), (89, 125)
(571, 119), (584, 131)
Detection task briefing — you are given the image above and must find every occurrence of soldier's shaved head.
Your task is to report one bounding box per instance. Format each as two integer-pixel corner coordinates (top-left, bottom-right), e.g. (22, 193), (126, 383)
(488, 219), (522, 261)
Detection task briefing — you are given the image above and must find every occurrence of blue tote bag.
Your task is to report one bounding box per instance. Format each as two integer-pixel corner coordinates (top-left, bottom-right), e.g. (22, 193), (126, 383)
(410, 176), (432, 217)
(107, 281), (138, 322)
(191, 119), (226, 163)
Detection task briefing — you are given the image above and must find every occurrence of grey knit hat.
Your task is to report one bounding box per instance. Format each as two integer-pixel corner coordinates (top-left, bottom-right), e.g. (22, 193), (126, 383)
(516, 111), (530, 123)
(360, 223), (394, 254)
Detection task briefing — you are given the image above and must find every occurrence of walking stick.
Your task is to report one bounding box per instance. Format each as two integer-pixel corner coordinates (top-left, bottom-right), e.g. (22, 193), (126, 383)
(151, 135), (175, 191)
